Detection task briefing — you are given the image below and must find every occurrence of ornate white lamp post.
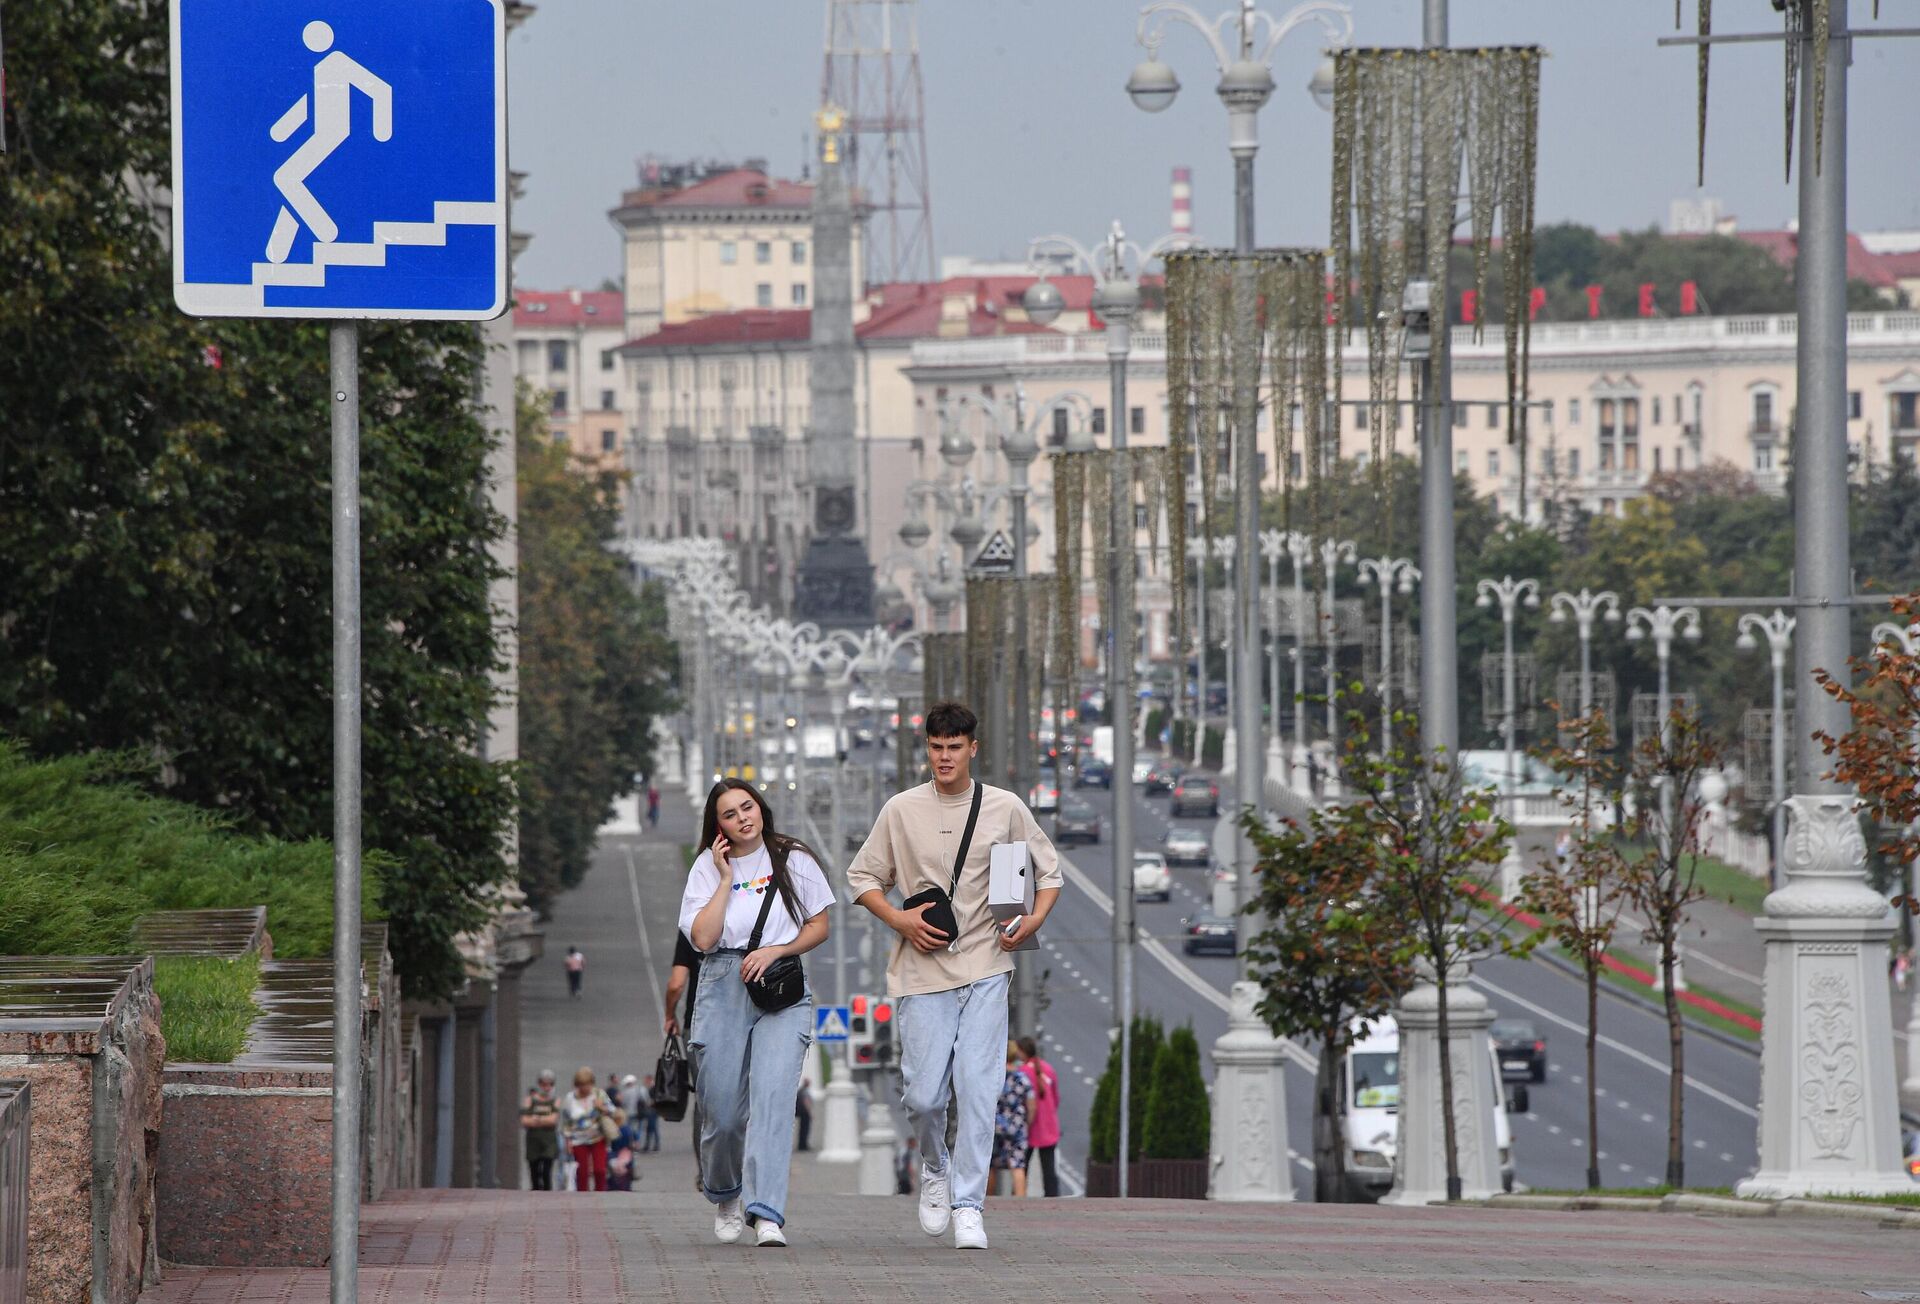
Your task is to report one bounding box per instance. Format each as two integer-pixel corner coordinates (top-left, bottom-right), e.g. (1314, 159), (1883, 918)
(1735, 609), (1796, 890)
(1356, 555), (1419, 763)
(1477, 576), (1540, 899)
(1548, 588), (1622, 718)
(1317, 538), (1357, 795)
(1625, 603), (1702, 989)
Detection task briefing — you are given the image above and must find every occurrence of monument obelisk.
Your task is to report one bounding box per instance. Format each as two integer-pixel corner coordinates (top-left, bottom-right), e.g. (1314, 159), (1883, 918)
(793, 104), (875, 628)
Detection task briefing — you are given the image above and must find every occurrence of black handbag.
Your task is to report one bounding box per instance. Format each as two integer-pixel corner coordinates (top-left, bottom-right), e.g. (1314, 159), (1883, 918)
(743, 880), (807, 1013)
(652, 1032), (690, 1122)
(898, 782), (984, 951)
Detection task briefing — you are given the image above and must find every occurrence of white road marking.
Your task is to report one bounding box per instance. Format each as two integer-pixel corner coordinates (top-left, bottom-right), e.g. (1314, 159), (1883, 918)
(1470, 974), (1759, 1121)
(1719, 1152), (1734, 1162)
(1640, 1112), (1655, 1123)
(1547, 1125), (1562, 1136)
(623, 845), (665, 1016)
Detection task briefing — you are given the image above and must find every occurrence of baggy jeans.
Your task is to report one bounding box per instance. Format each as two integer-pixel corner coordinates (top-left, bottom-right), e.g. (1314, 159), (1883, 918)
(896, 971), (1009, 1212)
(688, 950), (814, 1228)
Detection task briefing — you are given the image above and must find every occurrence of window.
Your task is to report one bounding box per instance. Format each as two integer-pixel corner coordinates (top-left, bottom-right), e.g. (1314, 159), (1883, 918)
(1130, 406), (1146, 435)
(792, 284), (808, 306)
(599, 389), (615, 410)
(1654, 447), (1663, 473)
(1599, 443), (1615, 472)
(1453, 405), (1468, 429)
(1486, 404), (1498, 429)
(1091, 408), (1107, 434)
(1896, 392), (1920, 431)
(755, 241), (772, 264)
(1541, 399), (1555, 425)
(1622, 443), (1640, 471)
(1598, 398), (1616, 439)
(1674, 393), (1683, 424)
(601, 429), (617, 452)
(1454, 450), (1469, 472)
(1849, 390), (1863, 420)
(551, 430), (567, 444)
(1051, 407), (1070, 445)
(1652, 396), (1662, 425)
(1622, 398), (1640, 438)
(1568, 449), (1581, 477)
(1755, 445), (1775, 472)
(756, 283), (773, 308)
(1289, 452), (1303, 478)
(1134, 505), (1149, 530)
(600, 349), (615, 372)
(550, 389), (569, 415)
(792, 241), (808, 264)
(1753, 390), (1776, 431)
(547, 340), (568, 372)
(1487, 449), (1500, 477)
(516, 340), (539, 372)
(719, 241), (738, 264)
(1569, 398), (1582, 426)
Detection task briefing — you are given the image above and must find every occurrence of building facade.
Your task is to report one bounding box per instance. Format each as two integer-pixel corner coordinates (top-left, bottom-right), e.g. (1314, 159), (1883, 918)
(512, 289), (628, 475)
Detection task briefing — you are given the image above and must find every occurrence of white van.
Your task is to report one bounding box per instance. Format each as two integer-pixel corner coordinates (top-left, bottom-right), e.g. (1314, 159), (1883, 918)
(1339, 1016), (1523, 1202)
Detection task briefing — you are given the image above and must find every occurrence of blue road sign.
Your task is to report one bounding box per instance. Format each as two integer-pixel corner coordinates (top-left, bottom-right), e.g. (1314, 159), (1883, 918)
(170, 0), (506, 320)
(815, 1006), (851, 1042)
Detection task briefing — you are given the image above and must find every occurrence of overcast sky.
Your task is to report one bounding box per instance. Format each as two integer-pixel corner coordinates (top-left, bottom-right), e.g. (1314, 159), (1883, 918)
(506, 0), (1920, 293)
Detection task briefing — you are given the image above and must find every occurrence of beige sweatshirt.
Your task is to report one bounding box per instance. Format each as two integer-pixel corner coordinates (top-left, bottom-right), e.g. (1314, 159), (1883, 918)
(845, 780), (1063, 998)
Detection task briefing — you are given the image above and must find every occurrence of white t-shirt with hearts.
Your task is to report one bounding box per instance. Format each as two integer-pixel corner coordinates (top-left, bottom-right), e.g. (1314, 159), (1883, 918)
(677, 842), (834, 951)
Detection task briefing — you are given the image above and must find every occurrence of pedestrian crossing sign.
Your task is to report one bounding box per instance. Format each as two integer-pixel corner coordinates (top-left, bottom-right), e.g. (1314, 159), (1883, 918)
(815, 1006), (851, 1042)
(169, 0), (507, 319)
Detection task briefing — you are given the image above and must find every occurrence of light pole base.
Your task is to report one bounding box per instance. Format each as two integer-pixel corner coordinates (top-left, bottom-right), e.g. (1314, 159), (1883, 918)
(1290, 746), (1311, 797)
(1499, 846), (1526, 903)
(684, 742), (706, 801)
(1220, 727), (1237, 776)
(816, 1076), (861, 1164)
(858, 1076), (900, 1196)
(1207, 981), (1294, 1202)
(1382, 959), (1502, 1206)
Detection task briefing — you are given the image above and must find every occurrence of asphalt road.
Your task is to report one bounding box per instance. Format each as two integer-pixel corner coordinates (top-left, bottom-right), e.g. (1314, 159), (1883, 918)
(1029, 762), (1761, 1198)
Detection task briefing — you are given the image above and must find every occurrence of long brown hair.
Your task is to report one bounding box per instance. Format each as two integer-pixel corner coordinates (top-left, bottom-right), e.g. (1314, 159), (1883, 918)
(699, 779), (819, 927)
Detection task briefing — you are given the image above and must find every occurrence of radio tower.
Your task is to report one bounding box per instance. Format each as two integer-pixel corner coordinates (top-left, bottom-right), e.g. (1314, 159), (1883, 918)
(821, 0), (935, 286)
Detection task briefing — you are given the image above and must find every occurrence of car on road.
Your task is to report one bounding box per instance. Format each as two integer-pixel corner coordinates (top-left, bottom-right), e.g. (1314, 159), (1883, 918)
(1075, 757), (1113, 788)
(1029, 775), (1060, 813)
(1055, 799), (1102, 845)
(1341, 1017), (1521, 1202)
(1491, 1019), (1547, 1083)
(1132, 851), (1172, 902)
(1163, 825), (1211, 867)
(1132, 755), (1155, 785)
(1170, 774), (1220, 817)
(1181, 911), (1236, 956)
(1143, 760), (1185, 795)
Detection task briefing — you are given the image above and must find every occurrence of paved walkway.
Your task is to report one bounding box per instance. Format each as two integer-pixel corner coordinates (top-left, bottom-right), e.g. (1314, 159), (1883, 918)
(145, 1189), (1918, 1302)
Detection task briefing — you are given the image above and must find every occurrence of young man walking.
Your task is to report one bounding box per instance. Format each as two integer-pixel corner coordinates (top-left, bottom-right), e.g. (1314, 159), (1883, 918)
(847, 700), (1061, 1250)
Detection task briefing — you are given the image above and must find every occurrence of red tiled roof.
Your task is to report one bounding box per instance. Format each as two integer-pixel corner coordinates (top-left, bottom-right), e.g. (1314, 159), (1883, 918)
(615, 168), (812, 214)
(514, 289), (623, 328)
(1729, 229), (1899, 289)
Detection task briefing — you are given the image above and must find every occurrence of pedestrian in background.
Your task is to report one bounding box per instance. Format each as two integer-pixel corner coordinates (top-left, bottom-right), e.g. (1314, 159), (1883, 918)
(991, 1040), (1033, 1197)
(561, 1066), (622, 1192)
(639, 1075), (662, 1151)
(1017, 1035), (1061, 1197)
(795, 1078), (814, 1152)
(519, 1069), (561, 1190)
(680, 779), (833, 1247)
(564, 945), (585, 997)
(647, 784), (662, 829)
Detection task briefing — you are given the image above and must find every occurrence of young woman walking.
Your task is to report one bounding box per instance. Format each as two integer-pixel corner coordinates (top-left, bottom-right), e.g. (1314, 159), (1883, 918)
(679, 779), (832, 1248)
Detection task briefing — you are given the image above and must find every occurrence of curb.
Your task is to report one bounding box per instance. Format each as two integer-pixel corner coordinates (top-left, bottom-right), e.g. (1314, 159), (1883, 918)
(1478, 1191), (1920, 1229)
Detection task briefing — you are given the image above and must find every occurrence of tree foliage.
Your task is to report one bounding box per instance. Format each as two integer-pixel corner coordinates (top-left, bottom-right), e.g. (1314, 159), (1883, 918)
(1088, 1014), (1162, 1166)
(516, 392), (679, 915)
(1816, 592), (1920, 896)
(0, 0), (513, 999)
(1140, 1024), (1210, 1161)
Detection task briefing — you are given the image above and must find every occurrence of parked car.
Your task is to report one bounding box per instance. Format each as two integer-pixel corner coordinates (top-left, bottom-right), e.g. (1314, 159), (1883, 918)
(1055, 799), (1102, 845)
(1029, 775), (1060, 813)
(1162, 825), (1211, 867)
(849, 717), (878, 748)
(1491, 1019), (1548, 1083)
(846, 687), (877, 711)
(1171, 774), (1221, 817)
(1181, 911), (1236, 956)
(1143, 761), (1185, 795)
(1075, 757), (1113, 789)
(1132, 851), (1173, 902)
(1342, 1016), (1520, 1201)
(1132, 755), (1155, 785)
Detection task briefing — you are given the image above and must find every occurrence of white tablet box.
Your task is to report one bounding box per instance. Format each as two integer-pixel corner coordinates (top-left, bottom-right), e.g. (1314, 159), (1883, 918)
(987, 843), (1038, 950)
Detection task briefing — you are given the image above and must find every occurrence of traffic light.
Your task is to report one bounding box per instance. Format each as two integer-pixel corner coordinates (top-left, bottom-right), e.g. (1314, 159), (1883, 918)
(872, 997), (895, 1066)
(849, 994), (877, 1067)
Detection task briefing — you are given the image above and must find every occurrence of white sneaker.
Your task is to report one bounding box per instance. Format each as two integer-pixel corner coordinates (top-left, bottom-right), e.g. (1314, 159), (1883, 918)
(713, 1198), (745, 1244)
(917, 1166), (951, 1235)
(952, 1207), (988, 1250)
(756, 1220), (788, 1248)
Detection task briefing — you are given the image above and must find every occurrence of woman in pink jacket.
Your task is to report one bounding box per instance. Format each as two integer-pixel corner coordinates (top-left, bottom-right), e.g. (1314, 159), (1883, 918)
(1016, 1036), (1061, 1197)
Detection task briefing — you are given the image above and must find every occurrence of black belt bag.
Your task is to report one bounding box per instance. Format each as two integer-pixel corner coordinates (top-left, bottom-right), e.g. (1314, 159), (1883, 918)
(898, 782), (984, 951)
(743, 882), (806, 1013)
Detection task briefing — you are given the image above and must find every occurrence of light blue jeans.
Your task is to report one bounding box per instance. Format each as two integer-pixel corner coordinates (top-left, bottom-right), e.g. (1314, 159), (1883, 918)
(897, 971), (1009, 1213)
(687, 950), (814, 1227)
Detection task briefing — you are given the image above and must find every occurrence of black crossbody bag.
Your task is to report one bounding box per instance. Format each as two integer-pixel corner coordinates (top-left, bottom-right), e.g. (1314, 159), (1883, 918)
(898, 782), (984, 952)
(743, 876), (807, 1013)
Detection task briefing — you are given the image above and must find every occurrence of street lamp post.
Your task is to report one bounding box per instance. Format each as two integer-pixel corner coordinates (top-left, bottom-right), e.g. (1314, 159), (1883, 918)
(1548, 588), (1623, 719)
(1625, 603), (1702, 990)
(1477, 577), (1542, 899)
(1215, 535), (1238, 766)
(1285, 530), (1312, 792)
(1356, 555), (1419, 762)
(1869, 619), (1920, 1100)
(1318, 538), (1357, 794)
(1736, 610), (1796, 891)
(1259, 529), (1288, 775)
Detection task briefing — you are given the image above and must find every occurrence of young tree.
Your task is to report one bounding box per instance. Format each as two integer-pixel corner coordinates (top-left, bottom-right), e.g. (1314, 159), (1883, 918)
(1242, 768), (1408, 1201)
(1619, 705), (1721, 1189)
(1342, 706), (1519, 1200)
(1520, 707), (1632, 1190)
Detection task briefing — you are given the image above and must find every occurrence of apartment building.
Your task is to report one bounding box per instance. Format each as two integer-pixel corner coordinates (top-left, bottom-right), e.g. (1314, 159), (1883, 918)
(512, 289), (628, 475)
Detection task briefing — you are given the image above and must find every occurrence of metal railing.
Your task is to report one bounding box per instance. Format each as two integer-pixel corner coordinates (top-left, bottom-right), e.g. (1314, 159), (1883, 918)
(0, 1080), (28, 1304)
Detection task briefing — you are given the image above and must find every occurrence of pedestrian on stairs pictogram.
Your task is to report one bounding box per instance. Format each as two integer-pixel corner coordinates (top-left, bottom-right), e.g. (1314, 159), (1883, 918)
(170, 0), (507, 321)
(970, 529), (1017, 575)
(815, 1006), (851, 1042)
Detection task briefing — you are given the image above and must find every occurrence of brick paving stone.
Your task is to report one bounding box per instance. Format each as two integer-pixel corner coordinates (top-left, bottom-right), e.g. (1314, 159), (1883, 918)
(144, 1188), (1917, 1303)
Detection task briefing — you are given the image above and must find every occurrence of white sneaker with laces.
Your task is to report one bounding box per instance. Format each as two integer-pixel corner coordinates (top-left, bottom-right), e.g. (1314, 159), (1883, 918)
(952, 1207), (988, 1250)
(917, 1166), (951, 1235)
(756, 1220), (788, 1248)
(713, 1197), (746, 1244)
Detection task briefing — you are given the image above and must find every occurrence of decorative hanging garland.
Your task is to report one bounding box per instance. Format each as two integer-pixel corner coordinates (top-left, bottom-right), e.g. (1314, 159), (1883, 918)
(1692, 0), (1846, 183)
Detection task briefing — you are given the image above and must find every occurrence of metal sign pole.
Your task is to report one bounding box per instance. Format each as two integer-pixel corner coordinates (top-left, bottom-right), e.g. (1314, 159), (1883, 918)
(330, 322), (364, 1304)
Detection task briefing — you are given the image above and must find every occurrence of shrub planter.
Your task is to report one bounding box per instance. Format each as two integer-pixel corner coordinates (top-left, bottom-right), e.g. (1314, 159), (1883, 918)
(1086, 1158), (1210, 1199)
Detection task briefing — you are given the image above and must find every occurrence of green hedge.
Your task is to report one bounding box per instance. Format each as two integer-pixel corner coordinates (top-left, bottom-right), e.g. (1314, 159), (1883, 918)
(1088, 1015), (1165, 1164)
(1141, 1024), (1210, 1159)
(1165, 721), (1225, 770)
(0, 741), (380, 959)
